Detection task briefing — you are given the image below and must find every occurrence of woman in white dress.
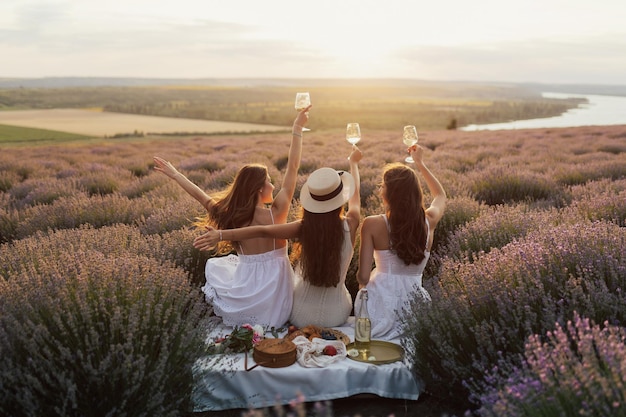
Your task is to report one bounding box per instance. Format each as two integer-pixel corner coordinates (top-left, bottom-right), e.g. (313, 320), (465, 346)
(355, 143), (446, 340)
(152, 106), (310, 328)
(194, 146), (363, 328)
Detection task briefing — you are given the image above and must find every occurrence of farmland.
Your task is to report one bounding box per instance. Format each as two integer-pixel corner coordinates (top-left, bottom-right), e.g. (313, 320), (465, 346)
(0, 81), (584, 141)
(0, 109), (288, 140)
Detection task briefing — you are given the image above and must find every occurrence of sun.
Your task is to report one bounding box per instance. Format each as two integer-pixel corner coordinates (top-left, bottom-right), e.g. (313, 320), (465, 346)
(303, 25), (406, 78)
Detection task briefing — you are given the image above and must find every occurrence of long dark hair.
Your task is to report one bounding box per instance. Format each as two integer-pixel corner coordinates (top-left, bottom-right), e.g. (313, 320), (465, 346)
(290, 207), (344, 287)
(197, 164), (268, 252)
(383, 163), (427, 265)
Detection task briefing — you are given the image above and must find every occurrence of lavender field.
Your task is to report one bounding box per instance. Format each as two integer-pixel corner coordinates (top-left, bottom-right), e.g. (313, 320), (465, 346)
(1, 124), (626, 416)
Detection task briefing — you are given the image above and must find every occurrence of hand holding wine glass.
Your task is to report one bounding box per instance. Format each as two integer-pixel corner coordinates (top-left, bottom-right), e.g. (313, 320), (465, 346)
(402, 125), (419, 163)
(346, 123), (361, 145)
(295, 92), (311, 131)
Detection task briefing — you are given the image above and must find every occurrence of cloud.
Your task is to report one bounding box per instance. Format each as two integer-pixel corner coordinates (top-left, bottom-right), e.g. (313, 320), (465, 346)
(393, 35), (626, 84)
(1, 0), (625, 82)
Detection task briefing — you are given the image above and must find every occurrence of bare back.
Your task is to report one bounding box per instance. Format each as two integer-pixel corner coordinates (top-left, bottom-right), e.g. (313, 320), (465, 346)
(237, 207), (288, 255)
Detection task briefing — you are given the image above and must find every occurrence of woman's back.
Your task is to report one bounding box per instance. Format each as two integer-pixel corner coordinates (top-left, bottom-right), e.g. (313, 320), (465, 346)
(236, 206), (287, 255)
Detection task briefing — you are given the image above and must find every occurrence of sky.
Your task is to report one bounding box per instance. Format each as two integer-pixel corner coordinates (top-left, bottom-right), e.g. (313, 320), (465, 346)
(2, 0), (626, 85)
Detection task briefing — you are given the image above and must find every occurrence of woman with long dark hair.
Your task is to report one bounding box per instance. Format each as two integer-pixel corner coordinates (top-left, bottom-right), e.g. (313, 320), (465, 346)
(194, 146), (362, 328)
(355, 143), (446, 340)
(153, 106), (310, 328)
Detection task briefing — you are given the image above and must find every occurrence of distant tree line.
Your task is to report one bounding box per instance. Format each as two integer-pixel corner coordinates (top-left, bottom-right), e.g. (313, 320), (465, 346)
(0, 84), (582, 131)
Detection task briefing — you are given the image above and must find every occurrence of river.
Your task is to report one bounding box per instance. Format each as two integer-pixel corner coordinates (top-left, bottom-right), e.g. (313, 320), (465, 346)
(460, 92), (626, 131)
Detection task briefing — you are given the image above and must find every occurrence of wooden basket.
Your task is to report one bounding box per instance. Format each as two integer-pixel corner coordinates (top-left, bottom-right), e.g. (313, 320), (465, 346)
(246, 338), (296, 370)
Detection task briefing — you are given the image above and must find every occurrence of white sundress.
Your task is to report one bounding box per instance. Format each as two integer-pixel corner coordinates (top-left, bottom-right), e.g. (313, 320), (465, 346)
(354, 214), (431, 341)
(201, 210), (294, 328)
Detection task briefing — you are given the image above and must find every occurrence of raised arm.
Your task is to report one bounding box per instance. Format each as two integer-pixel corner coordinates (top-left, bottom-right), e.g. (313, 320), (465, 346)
(271, 105), (311, 222)
(356, 216), (376, 288)
(409, 145), (446, 226)
(153, 156), (214, 211)
(346, 145), (362, 244)
(193, 221), (302, 251)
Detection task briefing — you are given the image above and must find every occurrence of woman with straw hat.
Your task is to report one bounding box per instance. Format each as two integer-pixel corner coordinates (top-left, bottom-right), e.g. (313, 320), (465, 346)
(194, 146), (362, 328)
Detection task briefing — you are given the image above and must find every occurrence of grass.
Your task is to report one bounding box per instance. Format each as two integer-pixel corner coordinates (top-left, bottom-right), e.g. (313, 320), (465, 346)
(0, 123), (90, 145)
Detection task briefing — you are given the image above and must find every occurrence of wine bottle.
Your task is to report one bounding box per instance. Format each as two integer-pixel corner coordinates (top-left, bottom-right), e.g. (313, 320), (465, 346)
(355, 289), (371, 353)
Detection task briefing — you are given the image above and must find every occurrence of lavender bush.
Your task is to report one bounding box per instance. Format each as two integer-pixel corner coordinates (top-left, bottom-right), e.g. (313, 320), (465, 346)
(0, 251), (212, 417)
(440, 203), (562, 263)
(8, 177), (79, 208)
(403, 221), (626, 408)
(470, 166), (560, 206)
(0, 224), (210, 286)
(476, 313), (626, 417)
(425, 196), (485, 278)
(14, 193), (156, 239)
(566, 178), (626, 226)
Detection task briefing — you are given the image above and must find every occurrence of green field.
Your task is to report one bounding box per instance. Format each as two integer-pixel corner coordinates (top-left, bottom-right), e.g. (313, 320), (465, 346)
(0, 124), (90, 145)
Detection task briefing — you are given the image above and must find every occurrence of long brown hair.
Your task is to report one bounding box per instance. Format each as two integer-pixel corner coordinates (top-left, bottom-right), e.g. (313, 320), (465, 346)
(197, 164), (268, 252)
(383, 163), (427, 265)
(290, 207), (344, 287)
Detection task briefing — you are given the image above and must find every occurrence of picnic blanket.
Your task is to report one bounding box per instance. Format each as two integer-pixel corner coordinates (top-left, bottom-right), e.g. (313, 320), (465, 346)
(192, 317), (422, 411)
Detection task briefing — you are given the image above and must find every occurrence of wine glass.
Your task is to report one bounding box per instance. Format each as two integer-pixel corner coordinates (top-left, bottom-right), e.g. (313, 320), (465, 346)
(294, 92), (311, 131)
(403, 125), (419, 163)
(346, 123), (361, 145)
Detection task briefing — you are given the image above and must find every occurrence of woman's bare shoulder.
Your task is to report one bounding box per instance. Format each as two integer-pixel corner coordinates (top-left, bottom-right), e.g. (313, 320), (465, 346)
(250, 206), (276, 226)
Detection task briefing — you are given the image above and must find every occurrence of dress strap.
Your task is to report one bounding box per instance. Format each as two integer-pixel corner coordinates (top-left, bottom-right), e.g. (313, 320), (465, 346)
(269, 208), (276, 250)
(425, 216), (431, 250)
(381, 214), (392, 248)
(239, 208), (276, 254)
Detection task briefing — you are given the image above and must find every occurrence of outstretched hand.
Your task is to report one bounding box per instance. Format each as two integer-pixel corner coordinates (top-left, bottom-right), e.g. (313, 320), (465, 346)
(153, 156), (180, 179)
(193, 226), (221, 251)
(294, 105), (312, 129)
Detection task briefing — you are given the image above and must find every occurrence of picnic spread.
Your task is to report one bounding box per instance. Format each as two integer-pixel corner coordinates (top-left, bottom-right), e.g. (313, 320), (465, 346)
(192, 317), (423, 411)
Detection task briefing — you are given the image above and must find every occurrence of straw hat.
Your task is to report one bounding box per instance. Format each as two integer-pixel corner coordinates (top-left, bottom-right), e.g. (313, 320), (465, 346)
(300, 167), (355, 213)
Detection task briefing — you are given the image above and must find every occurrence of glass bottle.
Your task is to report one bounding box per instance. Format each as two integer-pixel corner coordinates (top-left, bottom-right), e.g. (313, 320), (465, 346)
(355, 289), (371, 353)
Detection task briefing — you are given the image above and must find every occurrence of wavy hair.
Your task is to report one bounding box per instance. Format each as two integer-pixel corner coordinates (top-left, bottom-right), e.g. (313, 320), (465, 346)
(383, 163), (427, 265)
(290, 207), (344, 287)
(196, 164), (268, 252)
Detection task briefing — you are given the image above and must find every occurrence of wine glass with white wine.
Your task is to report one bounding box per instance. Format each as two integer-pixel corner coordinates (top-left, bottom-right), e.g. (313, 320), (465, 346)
(294, 92), (311, 131)
(402, 125), (419, 163)
(346, 123), (361, 145)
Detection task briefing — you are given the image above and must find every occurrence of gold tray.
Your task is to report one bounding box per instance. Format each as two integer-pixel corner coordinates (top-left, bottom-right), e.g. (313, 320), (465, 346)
(345, 340), (404, 365)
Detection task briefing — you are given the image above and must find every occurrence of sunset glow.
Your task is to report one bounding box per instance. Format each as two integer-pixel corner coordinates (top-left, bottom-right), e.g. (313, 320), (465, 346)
(1, 0), (625, 83)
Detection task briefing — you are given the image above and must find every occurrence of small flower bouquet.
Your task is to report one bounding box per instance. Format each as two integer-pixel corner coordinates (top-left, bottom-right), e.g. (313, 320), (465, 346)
(207, 324), (265, 354)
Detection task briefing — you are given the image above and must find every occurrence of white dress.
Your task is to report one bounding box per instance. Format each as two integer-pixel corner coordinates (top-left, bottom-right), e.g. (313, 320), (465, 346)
(354, 214), (431, 340)
(289, 219), (354, 328)
(201, 210), (294, 328)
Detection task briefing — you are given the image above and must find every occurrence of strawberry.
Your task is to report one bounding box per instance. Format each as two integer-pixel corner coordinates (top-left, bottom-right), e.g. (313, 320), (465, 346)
(322, 345), (338, 356)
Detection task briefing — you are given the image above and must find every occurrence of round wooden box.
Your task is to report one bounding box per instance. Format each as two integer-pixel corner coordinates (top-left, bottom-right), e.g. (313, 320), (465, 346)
(252, 338), (297, 368)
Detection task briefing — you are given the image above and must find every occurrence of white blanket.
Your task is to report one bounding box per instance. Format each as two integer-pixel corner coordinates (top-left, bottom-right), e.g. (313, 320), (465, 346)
(192, 317), (423, 411)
